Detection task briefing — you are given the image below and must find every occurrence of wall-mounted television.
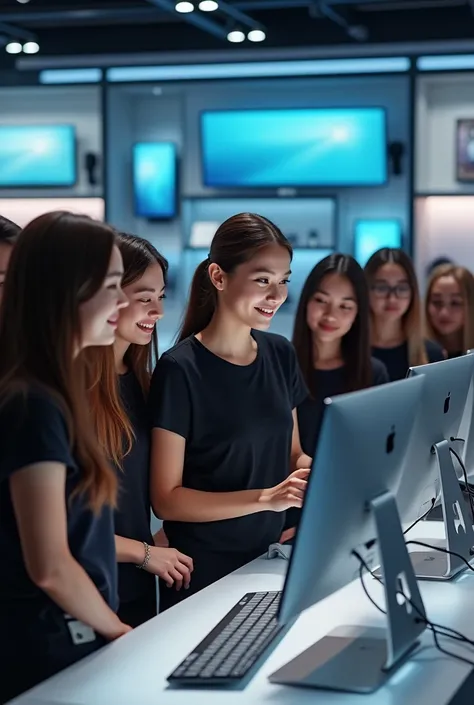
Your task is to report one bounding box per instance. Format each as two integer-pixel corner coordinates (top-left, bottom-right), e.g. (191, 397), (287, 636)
(200, 108), (387, 188)
(354, 219), (403, 266)
(132, 142), (177, 219)
(0, 125), (76, 187)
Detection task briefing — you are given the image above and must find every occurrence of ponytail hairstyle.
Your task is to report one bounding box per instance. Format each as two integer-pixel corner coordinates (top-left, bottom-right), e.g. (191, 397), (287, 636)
(178, 213), (292, 342)
(85, 233), (168, 468)
(365, 247), (428, 367)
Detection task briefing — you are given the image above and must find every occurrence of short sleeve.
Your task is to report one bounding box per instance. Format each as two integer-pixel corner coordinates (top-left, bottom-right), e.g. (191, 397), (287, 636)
(371, 358), (390, 386)
(149, 354), (191, 439)
(425, 339), (445, 364)
(0, 390), (75, 480)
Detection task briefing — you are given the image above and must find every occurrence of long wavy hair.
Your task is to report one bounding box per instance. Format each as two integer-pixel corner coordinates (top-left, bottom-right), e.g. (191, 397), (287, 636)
(85, 233), (168, 467)
(0, 211), (118, 512)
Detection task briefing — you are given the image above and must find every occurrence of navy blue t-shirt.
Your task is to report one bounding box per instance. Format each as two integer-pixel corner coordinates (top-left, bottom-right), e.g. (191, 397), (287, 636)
(0, 387), (118, 611)
(371, 339), (444, 382)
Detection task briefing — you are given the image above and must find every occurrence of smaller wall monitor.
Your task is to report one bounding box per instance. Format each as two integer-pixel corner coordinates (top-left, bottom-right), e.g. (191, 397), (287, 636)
(133, 142), (177, 219)
(0, 125), (76, 187)
(354, 219), (403, 266)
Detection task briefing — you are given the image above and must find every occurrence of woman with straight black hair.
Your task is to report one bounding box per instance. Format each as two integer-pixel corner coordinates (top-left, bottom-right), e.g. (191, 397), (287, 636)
(365, 248), (444, 381)
(0, 215), (20, 304)
(0, 212), (131, 703)
(149, 213), (311, 611)
(86, 233), (193, 627)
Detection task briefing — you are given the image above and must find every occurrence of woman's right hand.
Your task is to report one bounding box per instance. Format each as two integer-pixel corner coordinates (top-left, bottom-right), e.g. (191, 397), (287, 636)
(261, 468), (310, 512)
(145, 546), (194, 590)
(107, 621), (133, 641)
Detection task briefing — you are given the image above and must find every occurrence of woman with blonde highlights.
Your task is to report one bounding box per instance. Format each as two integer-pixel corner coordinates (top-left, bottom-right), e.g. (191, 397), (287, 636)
(425, 264), (474, 358)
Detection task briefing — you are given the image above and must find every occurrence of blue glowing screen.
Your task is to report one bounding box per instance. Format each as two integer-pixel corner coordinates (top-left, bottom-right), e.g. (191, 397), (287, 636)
(0, 125), (76, 187)
(354, 219), (403, 266)
(201, 108), (387, 188)
(133, 142), (177, 219)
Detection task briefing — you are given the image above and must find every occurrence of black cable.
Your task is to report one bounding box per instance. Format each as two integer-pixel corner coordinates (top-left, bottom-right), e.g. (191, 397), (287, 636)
(353, 550), (474, 667)
(403, 498), (436, 535)
(405, 539), (474, 573)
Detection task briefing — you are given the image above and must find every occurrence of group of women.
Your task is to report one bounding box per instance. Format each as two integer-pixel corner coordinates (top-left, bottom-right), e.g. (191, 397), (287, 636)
(0, 209), (472, 702)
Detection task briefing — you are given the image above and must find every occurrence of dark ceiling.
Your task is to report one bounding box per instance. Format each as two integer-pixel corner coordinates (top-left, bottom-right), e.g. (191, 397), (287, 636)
(0, 0), (472, 65)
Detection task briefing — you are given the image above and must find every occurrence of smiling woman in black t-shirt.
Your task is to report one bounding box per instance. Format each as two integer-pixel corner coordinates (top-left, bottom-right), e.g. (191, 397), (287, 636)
(0, 212), (131, 703)
(149, 213), (311, 611)
(86, 233), (193, 628)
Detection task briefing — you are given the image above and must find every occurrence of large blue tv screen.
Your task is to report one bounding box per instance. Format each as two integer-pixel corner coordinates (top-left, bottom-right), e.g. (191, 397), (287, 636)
(133, 142), (177, 219)
(354, 219), (402, 266)
(201, 108), (387, 188)
(0, 125), (76, 187)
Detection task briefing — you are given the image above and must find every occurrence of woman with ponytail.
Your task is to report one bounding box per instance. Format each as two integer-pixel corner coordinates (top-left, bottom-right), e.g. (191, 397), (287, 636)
(149, 213), (311, 611)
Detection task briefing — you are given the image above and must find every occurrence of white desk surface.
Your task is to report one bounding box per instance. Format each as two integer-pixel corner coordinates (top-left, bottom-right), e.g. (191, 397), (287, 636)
(11, 521), (474, 705)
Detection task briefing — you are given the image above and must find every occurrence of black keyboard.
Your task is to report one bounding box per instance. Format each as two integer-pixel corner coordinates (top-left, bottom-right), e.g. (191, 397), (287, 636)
(168, 591), (283, 685)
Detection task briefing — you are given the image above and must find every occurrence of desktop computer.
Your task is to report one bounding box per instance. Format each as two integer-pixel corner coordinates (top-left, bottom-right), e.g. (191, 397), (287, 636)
(395, 355), (474, 580)
(169, 376), (426, 693)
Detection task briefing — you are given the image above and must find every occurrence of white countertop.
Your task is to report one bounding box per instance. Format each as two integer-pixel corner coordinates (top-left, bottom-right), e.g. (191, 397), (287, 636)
(11, 521), (474, 705)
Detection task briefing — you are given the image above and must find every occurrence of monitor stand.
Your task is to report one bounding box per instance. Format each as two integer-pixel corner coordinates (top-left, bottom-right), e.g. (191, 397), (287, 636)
(409, 439), (474, 581)
(269, 492), (426, 694)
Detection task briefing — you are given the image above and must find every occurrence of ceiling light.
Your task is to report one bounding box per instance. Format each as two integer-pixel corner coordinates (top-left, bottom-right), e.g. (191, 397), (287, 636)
(175, 1), (194, 12)
(5, 41), (22, 54)
(16, 0), (31, 4)
(199, 0), (218, 9)
(227, 30), (245, 43)
(23, 41), (40, 54)
(248, 29), (266, 42)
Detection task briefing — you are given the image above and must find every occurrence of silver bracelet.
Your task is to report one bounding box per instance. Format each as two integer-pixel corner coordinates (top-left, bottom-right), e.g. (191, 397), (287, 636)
(136, 541), (151, 570)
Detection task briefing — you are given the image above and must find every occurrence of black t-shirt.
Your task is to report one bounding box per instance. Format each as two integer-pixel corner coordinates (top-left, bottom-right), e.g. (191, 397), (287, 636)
(149, 331), (308, 556)
(297, 357), (389, 458)
(114, 372), (154, 604)
(371, 339), (444, 381)
(0, 387), (118, 611)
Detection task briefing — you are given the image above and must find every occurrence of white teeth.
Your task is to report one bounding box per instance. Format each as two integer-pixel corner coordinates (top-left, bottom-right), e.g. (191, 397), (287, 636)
(137, 323), (154, 330)
(257, 307), (273, 314)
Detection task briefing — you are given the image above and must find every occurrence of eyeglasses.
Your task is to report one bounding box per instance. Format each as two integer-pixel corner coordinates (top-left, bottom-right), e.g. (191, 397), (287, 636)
(371, 283), (412, 299)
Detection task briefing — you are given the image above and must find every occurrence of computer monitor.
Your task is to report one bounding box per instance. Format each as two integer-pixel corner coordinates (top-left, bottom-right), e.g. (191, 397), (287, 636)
(458, 350), (474, 481)
(396, 355), (474, 580)
(270, 376), (426, 694)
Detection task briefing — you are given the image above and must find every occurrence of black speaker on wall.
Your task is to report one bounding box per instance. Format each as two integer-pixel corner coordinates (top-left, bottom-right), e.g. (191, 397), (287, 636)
(388, 141), (405, 176)
(84, 152), (99, 186)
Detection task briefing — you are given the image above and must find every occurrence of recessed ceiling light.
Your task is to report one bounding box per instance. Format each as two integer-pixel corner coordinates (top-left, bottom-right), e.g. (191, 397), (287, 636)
(23, 41), (40, 54)
(248, 29), (266, 42)
(227, 30), (245, 43)
(175, 1), (195, 12)
(16, 0), (31, 4)
(199, 0), (218, 10)
(5, 41), (22, 54)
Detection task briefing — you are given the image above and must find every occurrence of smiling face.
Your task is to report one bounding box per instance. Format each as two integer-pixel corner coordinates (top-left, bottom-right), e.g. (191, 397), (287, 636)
(115, 261), (165, 346)
(306, 272), (358, 345)
(428, 274), (465, 338)
(369, 262), (412, 322)
(210, 243), (291, 330)
(79, 244), (129, 349)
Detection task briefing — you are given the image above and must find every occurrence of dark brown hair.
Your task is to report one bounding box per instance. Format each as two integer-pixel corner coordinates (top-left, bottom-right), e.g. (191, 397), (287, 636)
(0, 211), (118, 512)
(0, 215), (20, 246)
(364, 247), (427, 367)
(85, 233), (168, 467)
(293, 253), (372, 396)
(178, 212), (292, 341)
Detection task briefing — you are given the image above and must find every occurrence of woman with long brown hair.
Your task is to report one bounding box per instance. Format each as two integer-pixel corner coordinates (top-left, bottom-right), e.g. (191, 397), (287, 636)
(425, 264), (474, 358)
(86, 233), (193, 627)
(0, 212), (130, 703)
(364, 248), (443, 380)
(149, 213), (311, 612)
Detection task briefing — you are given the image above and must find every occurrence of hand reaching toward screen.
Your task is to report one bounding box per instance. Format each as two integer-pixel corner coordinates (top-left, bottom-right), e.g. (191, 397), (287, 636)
(145, 546), (194, 590)
(261, 468), (310, 512)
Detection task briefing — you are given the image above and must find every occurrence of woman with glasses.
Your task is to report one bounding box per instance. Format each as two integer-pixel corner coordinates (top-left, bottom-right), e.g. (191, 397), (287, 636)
(364, 248), (444, 381)
(425, 264), (474, 358)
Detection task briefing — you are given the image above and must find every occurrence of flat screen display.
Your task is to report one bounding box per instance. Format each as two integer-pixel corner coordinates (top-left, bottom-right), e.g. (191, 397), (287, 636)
(200, 108), (387, 188)
(0, 125), (76, 187)
(133, 142), (177, 219)
(354, 219), (403, 266)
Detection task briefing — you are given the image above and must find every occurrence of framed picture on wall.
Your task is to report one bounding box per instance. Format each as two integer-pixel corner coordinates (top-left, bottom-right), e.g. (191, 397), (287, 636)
(456, 119), (474, 182)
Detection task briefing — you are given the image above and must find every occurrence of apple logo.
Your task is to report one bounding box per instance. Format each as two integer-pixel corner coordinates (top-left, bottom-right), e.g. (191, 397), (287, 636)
(386, 426), (396, 454)
(444, 392), (451, 415)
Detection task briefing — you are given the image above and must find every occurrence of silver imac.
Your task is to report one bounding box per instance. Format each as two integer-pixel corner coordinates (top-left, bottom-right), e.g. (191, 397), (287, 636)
(396, 355), (474, 580)
(269, 376), (426, 694)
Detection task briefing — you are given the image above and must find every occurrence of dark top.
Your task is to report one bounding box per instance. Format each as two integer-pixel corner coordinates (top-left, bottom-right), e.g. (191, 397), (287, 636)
(371, 339), (444, 381)
(149, 331), (308, 557)
(297, 357), (389, 458)
(0, 387), (118, 611)
(447, 350), (463, 359)
(115, 372), (154, 604)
